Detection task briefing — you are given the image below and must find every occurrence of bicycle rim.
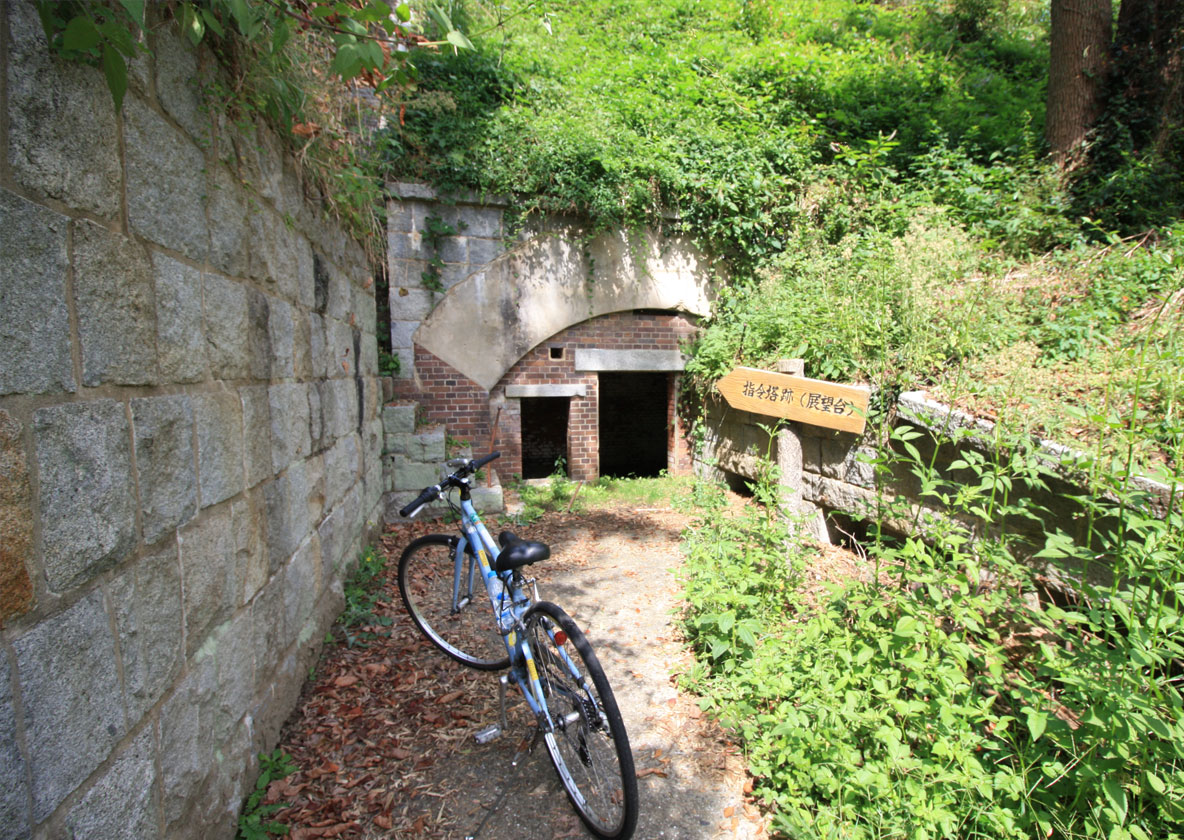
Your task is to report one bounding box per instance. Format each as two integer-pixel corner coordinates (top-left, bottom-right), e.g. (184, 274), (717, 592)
(398, 534), (509, 670)
(526, 602), (638, 839)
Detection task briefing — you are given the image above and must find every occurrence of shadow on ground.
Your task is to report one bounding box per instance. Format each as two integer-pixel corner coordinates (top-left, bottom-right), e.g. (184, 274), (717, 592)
(271, 507), (767, 840)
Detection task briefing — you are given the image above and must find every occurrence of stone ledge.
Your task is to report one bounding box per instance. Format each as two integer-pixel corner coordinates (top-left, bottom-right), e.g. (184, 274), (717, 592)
(899, 390), (1173, 517)
(505, 384), (587, 398)
(386, 181), (511, 208)
(573, 349), (685, 372)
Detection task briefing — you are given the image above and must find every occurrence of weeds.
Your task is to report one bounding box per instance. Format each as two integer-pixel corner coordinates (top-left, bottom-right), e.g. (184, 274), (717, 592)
(237, 750), (298, 840)
(337, 546), (393, 648)
(681, 414), (1183, 838)
(507, 469), (692, 525)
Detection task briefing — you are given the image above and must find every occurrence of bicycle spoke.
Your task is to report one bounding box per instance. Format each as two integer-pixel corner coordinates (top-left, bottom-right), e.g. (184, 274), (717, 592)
(525, 602), (638, 839)
(398, 535), (509, 670)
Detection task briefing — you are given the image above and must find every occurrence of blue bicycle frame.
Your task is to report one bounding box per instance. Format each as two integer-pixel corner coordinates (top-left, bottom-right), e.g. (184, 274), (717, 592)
(451, 494), (588, 734)
(398, 453), (639, 839)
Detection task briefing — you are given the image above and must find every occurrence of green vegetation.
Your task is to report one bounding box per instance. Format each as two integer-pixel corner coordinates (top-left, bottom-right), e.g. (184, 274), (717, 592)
(507, 469), (692, 524)
(682, 437), (1184, 839)
(237, 749), (299, 840)
(381, 0), (1180, 472)
(365, 5), (1180, 837)
(384, 0), (1053, 267)
(36, 0), (472, 242)
(337, 546), (394, 647)
(42, 3), (1182, 837)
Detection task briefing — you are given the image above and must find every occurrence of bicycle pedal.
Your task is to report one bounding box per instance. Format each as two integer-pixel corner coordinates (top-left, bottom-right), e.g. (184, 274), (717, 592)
(473, 725), (502, 744)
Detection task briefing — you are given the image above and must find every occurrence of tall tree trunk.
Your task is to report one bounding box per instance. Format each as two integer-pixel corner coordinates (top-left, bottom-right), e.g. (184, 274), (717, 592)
(1109, 0), (1184, 153)
(1046, 0), (1113, 166)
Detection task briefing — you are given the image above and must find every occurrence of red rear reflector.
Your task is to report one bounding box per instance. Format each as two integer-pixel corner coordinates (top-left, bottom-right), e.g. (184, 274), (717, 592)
(554, 631), (568, 646)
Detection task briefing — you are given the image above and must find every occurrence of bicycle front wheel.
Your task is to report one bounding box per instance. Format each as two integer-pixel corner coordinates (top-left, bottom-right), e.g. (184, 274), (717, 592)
(525, 601), (638, 839)
(398, 534), (510, 670)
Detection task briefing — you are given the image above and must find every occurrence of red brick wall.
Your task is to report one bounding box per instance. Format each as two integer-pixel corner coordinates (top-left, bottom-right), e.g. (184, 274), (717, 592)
(391, 348), (490, 445)
(392, 311), (699, 482)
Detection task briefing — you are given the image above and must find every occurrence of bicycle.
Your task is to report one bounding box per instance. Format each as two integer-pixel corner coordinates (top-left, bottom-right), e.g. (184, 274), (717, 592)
(396, 451), (639, 839)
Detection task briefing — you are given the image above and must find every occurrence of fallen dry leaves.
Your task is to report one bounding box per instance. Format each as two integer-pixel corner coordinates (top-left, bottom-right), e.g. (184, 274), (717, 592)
(268, 521), (496, 839)
(268, 504), (776, 839)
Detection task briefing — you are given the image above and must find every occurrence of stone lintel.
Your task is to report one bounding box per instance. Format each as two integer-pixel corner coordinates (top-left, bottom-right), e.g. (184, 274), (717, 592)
(386, 181), (510, 207)
(573, 349), (685, 372)
(505, 384), (587, 398)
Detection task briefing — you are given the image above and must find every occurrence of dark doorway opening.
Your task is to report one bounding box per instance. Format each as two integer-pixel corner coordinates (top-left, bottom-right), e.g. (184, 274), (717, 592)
(521, 398), (569, 478)
(599, 373), (668, 477)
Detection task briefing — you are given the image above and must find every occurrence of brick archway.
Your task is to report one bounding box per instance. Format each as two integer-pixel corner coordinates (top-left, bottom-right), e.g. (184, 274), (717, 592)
(385, 184), (716, 497)
(413, 225), (712, 391)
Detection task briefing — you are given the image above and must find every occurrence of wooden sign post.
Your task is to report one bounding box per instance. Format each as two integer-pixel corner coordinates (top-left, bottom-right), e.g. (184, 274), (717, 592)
(716, 366), (870, 434)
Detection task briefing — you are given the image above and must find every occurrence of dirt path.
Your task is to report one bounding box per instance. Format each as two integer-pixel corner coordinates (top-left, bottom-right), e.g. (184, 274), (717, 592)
(271, 506), (768, 840)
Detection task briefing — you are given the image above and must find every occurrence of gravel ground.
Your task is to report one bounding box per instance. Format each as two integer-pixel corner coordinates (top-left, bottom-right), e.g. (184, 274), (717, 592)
(272, 504), (768, 840)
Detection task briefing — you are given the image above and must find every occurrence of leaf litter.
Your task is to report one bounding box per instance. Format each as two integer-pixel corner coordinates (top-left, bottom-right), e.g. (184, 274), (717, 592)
(269, 504), (774, 839)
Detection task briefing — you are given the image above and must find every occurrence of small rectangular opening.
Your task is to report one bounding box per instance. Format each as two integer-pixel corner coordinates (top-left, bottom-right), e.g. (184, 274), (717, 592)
(549, 347), (564, 360)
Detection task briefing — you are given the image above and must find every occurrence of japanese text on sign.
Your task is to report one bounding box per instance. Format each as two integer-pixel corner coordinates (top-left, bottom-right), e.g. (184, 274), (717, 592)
(740, 380), (855, 416)
(717, 366), (870, 434)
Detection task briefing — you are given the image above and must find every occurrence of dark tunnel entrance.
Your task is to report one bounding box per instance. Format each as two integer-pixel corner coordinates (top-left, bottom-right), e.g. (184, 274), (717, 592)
(521, 397), (569, 478)
(598, 373), (669, 478)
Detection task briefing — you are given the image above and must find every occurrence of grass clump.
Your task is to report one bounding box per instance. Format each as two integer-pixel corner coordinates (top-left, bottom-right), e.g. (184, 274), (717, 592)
(685, 213), (1014, 390)
(930, 229), (1184, 476)
(681, 433), (1184, 840)
(507, 467), (691, 525)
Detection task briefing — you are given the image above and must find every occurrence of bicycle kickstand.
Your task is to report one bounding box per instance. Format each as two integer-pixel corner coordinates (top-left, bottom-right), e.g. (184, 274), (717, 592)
(473, 673), (510, 745)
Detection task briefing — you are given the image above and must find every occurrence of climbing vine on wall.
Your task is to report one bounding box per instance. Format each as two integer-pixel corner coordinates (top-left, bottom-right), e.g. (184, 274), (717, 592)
(34, 0), (472, 241)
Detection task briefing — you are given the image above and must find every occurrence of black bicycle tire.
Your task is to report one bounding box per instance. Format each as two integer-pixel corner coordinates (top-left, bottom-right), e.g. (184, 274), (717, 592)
(397, 534), (510, 671)
(525, 601), (638, 839)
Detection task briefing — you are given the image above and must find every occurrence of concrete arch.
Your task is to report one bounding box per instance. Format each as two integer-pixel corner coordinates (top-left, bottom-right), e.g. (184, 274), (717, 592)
(414, 224), (715, 391)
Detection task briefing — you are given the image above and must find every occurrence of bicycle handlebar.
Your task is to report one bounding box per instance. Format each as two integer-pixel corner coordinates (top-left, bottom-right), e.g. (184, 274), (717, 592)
(398, 485), (440, 518)
(398, 452), (501, 518)
(471, 450), (500, 471)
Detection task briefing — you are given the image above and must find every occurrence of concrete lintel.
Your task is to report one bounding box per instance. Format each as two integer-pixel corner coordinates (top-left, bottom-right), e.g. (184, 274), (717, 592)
(386, 181), (511, 208)
(505, 384), (587, 398)
(574, 349), (685, 372)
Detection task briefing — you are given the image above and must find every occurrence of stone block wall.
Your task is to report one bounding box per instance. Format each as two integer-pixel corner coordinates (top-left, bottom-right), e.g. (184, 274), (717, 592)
(379, 403), (504, 519)
(1, 7), (383, 839)
(385, 183), (507, 380)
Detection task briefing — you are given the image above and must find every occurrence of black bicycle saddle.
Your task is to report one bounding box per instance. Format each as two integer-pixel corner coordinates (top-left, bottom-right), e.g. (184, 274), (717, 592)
(494, 531), (551, 571)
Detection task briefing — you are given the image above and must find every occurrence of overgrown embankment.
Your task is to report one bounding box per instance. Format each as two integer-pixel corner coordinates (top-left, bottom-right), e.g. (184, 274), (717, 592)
(383, 0), (1182, 476)
(681, 448), (1184, 839)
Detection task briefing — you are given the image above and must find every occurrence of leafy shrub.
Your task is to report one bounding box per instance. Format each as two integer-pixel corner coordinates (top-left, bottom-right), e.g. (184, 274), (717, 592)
(912, 139), (1081, 255)
(337, 546), (393, 647)
(237, 750), (298, 840)
(1026, 232), (1183, 362)
(681, 423), (1184, 840)
(680, 460), (810, 676)
(684, 212), (1015, 389)
(380, 0), (1053, 275)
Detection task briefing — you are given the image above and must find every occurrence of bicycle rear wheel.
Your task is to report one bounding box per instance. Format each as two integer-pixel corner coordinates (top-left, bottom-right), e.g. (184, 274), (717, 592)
(525, 601), (638, 839)
(398, 534), (510, 670)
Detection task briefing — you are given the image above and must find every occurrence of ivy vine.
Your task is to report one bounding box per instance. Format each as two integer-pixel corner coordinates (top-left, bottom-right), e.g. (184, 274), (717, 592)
(34, 1), (473, 242)
(35, 1), (472, 112)
(419, 213), (465, 294)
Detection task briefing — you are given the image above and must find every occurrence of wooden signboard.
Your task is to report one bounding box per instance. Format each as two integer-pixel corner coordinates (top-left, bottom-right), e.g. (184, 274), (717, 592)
(717, 366), (870, 434)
